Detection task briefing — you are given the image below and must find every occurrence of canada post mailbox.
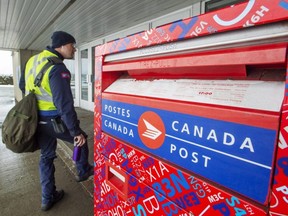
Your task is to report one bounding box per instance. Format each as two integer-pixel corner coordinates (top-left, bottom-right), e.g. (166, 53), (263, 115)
(94, 1), (288, 215)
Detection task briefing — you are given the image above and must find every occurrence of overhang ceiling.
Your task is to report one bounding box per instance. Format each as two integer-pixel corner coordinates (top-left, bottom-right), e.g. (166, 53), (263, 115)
(0, 0), (198, 51)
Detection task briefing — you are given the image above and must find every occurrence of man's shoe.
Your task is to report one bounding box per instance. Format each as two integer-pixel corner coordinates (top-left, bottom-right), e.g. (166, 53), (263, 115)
(41, 190), (65, 211)
(76, 165), (94, 182)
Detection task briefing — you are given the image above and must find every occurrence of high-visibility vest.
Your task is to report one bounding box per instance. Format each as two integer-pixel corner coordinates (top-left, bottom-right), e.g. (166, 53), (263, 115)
(25, 50), (58, 114)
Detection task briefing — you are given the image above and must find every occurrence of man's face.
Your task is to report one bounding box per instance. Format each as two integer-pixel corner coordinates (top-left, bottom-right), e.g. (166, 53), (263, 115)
(60, 43), (76, 59)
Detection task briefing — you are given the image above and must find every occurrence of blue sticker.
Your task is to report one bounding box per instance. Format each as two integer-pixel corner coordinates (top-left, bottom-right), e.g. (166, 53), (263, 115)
(102, 99), (277, 204)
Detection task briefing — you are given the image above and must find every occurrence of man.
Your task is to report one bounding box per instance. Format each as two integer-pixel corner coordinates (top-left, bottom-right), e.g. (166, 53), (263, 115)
(19, 31), (93, 211)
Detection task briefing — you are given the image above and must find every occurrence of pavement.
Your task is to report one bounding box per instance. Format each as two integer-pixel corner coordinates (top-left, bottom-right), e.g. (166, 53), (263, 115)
(0, 107), (94, 216)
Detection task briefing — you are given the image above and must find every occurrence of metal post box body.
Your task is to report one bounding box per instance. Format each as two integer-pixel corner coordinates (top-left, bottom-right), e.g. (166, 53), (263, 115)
(94, 1), (288, 215)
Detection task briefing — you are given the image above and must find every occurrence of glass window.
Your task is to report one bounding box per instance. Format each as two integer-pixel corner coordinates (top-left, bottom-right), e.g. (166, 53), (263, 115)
(80, 49), (88, 101)
(205, 0), (247, 13)
(91, 47), (96, 103)
(64, 59), (76, 98)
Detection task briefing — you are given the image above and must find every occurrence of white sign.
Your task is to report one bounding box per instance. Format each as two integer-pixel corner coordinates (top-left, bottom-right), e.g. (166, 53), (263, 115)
(105, 77), (284, 112)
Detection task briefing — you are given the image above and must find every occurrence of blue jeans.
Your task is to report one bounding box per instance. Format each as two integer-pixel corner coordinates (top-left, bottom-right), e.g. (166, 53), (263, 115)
(37, 118), (90, 204)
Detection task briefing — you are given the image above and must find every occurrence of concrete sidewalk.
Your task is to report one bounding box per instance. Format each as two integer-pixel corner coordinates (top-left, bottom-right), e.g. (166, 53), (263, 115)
(0, 108), (94, 216)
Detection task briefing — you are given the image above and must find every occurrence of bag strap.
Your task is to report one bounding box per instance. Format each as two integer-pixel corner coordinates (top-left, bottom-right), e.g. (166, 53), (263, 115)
(33, 57), (63, 87)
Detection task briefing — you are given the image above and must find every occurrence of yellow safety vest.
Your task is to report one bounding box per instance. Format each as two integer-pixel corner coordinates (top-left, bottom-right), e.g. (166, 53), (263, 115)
(25, 50), (58, 113)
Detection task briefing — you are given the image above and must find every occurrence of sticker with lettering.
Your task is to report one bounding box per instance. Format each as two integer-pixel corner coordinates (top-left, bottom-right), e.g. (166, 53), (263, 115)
(102, 99), (277, 204)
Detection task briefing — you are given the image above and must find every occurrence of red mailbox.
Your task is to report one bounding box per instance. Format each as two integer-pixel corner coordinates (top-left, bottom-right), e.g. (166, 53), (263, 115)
(94, 1), (288, 215)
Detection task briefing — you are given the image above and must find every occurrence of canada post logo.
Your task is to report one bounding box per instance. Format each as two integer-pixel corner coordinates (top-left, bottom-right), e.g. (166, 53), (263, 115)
(138, 111), (165, 149)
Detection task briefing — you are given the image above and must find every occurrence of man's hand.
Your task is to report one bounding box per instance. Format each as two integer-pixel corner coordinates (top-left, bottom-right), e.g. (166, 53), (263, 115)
(74, 134), (86, 147)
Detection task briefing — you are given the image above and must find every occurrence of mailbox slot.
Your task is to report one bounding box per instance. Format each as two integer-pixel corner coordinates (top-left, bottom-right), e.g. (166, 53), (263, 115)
(105, 160), (128, 200)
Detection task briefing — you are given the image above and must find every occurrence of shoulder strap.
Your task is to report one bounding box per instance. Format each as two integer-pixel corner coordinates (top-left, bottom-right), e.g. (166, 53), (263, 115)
(33, 57), (63, 87)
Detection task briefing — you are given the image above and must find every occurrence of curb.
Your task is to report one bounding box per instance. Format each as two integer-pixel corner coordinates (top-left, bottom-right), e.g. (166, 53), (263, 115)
(56, 140), (93, 198)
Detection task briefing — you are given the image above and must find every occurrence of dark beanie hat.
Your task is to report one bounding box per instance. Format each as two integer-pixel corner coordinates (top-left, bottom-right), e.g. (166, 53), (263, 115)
(51, 31), (76, 48)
